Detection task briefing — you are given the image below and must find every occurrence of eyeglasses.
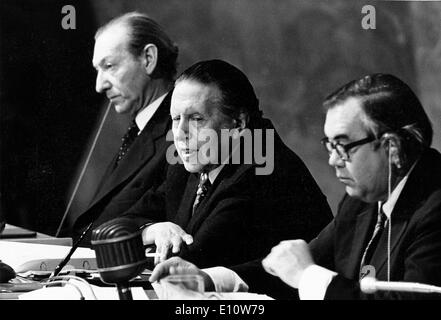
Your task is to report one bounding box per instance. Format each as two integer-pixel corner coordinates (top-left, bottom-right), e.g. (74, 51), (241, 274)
(320, 136), (376, 161)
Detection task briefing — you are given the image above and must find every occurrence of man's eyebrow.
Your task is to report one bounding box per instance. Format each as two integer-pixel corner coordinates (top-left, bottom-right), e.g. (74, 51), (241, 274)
(330, 134), (349, 141)
(189, 111), (204, 116)
(92, 57), (108, 69)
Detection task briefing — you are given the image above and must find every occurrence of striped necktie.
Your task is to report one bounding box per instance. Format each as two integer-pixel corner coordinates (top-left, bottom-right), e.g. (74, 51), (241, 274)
(359, 205), (387, 279)
(115, 120), (139, 166)
(192, 172), (211, 215)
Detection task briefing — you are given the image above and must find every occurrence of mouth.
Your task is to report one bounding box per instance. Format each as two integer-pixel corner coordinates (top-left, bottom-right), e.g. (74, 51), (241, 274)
(179, 148), (198, 157)
(108, 95), (121, 101)
(337, 176), (353, 186)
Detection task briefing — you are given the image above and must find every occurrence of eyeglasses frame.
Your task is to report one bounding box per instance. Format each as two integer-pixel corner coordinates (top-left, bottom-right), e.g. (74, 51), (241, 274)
(320, 136), (377, 161)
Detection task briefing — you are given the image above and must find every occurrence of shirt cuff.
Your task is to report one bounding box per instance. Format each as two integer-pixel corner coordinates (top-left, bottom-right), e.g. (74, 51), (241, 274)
(298, 264), (337, 300)
(203, 267), (249, 293)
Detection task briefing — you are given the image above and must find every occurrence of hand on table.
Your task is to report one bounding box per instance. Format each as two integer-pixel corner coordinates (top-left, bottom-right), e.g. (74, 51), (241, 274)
(149, 257), (214, 291)
(262, 239), (314, 288)
(142, 222), (193, 265)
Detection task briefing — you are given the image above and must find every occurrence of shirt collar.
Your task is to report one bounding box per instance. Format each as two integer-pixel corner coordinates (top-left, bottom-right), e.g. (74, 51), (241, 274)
(134, 93), (167, 133)
(208, 164), (225, 185)
(380, 159), (419, 218)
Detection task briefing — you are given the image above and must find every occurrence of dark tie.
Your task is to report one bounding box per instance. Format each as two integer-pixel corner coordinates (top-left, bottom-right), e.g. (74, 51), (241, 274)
(359, 205), (387, 279)
(192, 172), (211, 215)
(115, 120), (139, 166)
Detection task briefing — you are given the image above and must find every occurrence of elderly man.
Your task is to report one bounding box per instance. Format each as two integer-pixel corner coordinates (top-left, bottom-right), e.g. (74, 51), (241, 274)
(70, 12), (178, 245)
(150, 74), (441, 300)
(130, 59), (332, 269)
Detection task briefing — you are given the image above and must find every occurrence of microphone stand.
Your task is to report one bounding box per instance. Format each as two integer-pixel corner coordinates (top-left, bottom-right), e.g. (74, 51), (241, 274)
(51, 102), (112, 277)
(51, 221), (94, 278)
(55, 102), (112, 237)
(117, 282), (133, 300)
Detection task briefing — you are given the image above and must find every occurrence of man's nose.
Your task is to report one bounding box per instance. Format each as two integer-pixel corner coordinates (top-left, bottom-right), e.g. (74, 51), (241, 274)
(95, 70), (111, 93)
(174, 118), (190, 142)
(328, 149), (345, 167)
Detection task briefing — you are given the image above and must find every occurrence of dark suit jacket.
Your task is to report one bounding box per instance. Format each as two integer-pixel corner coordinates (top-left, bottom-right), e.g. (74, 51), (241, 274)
(234, 148), (441, 299)
(71, 93), (173, 245)
(310, 147), (441, 299)
(128, 119), (333, 269)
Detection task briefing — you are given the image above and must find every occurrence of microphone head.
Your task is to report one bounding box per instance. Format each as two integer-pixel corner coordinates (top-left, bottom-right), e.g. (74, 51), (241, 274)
(91, 218), (148, 285)
(360, 276), (377, 294)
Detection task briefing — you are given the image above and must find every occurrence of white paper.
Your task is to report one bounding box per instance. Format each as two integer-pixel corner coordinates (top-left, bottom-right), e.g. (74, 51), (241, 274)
(18, 280), (148, 300)
(151, 281), (273, 300)
(0, 241), (96, 273)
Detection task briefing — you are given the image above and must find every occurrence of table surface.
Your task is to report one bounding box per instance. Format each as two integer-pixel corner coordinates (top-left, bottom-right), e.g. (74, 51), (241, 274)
(1, 224), (72, 246)
(0, 224), (158, 300)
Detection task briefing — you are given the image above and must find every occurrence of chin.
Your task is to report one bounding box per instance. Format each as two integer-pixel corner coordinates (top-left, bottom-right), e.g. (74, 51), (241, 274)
(346, 187), (372, 203)
(345, 186), (361, 199)
(182, 162), (204, 173)
(113, 103), (132, 115)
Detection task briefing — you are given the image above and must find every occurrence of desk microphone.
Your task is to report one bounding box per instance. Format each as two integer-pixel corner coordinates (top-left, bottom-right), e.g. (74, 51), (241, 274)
(51, 221), (94, 278)
(360, 277), (441, 294)
(55, 102), (112, 237)
(91, 218), (148, 300)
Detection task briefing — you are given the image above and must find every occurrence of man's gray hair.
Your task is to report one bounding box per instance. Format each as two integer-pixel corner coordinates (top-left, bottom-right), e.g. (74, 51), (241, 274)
(96, 12), (179, 81)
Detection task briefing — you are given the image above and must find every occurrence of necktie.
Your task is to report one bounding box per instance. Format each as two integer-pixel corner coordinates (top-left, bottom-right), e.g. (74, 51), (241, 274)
(359, 205), (388, 279)
(192, 172), (211, 214)
(115, 120), (139, 166)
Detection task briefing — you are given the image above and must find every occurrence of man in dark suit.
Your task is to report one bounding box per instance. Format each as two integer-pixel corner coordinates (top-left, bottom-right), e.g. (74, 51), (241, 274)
(133, 60), (332, 268)
(150, 74), (441, 300)
(260, 73), (441, 299)
(70, 12), (178, 245)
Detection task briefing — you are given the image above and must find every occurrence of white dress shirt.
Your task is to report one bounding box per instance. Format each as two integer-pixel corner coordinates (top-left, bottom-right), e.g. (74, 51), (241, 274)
(134, 93), (167, 133)
(207, 164), (224, 184)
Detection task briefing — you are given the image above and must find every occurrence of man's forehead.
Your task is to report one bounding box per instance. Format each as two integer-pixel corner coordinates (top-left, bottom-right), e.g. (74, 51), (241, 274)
(172, 81), (221, 110)
(324, 97), (367, 140)
(92, 24), (130, 65)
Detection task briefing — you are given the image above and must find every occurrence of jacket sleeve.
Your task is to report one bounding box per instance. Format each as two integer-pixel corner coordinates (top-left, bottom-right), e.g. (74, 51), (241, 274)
(325, 192), (441, 300)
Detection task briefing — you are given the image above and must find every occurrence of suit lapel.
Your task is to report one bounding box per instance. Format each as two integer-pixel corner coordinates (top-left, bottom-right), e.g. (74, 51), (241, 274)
(185, 164), (250, 234)
(369, 217), (408, 276)
(97, 131), (155, 195)
(185, 179), (218, 234)
(345, 205), (377, 279)
(361, 150), (438, 277)
(173, 174), (199, 229)
(88, 93), (171, 210)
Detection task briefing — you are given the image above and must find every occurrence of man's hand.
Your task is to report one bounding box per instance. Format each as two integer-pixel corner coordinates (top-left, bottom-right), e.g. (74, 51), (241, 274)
(149, 257), (214, 291)
(142, 222), (193, 265)
(261, 239), (314, 288)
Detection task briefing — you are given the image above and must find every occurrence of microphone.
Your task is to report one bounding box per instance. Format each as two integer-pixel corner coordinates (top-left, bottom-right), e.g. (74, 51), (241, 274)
(51, 102), (112, 276)
(360, 277), (441, 294)
(91, 218), (148, 300)
(55, 102), (112, 237)
(51, 221), (94, 278)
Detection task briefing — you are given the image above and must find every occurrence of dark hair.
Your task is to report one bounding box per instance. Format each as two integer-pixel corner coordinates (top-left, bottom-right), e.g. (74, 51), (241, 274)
(175, 59), (263, 128)
(323, 73), (432, 159)
(96, 12), (179, 81)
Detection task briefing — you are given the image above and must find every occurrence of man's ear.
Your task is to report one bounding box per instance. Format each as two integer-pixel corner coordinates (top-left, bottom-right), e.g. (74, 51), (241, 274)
(235, 112), (248, 130)
(381, 132), (402, 169)
(142, 44), (158, 76)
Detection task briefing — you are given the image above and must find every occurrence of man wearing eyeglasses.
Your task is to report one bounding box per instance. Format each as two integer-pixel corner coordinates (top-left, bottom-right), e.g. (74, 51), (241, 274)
(260, 73), (441, 299)
(150, 73), (441, 300)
